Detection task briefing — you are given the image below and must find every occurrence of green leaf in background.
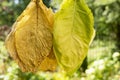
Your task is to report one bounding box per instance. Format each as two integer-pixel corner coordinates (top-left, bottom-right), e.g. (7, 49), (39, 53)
(94, 0), (116, 6)
(53, 0), (95, 75)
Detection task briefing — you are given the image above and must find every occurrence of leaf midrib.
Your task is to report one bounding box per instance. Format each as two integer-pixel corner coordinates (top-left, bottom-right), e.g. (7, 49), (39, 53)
(70, 0), (77, 47)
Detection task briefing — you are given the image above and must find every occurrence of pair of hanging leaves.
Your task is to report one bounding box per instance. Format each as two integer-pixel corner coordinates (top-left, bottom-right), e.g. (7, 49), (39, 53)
(5, 0), (95, 75)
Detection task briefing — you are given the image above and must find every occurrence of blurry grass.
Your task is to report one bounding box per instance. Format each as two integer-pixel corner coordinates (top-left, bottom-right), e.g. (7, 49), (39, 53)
(0, 41), (8, 63)
(88, 39), (115, 63)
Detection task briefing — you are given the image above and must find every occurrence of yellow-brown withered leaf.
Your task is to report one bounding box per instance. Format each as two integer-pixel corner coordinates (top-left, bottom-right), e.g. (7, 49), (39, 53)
(5, 0), (57, 72)
(39, 50), (57, 71)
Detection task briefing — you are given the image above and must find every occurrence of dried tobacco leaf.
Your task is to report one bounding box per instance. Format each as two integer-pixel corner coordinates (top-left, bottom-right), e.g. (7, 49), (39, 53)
(5, 0), (57, 72)
(53, 0), (95, 75)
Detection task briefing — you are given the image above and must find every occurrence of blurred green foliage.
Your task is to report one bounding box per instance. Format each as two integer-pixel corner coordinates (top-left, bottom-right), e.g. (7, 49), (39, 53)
(0, 0), (30, 26)
(87, 0), (120, 40)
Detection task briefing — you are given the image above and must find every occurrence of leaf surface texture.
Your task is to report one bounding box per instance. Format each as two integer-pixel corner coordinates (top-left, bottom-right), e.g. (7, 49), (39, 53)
(5, 0), (57, 72)
(53, 0), (95, 75)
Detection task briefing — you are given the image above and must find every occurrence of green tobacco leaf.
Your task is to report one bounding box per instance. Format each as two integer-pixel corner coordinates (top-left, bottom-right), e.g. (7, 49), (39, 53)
(53, 0), (95, 75)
